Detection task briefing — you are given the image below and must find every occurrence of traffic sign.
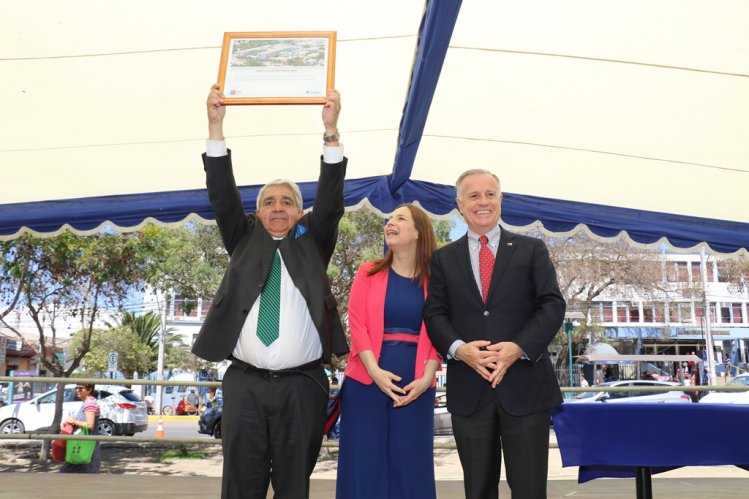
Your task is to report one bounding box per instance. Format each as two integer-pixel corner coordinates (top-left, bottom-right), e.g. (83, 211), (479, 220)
(107, 351), (119, 372)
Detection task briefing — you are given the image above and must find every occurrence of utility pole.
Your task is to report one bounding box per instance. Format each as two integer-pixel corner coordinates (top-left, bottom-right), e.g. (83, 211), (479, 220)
(700, 247), (716, 382)
(564, 311), (586, 393)
(155, 289), (167, 416)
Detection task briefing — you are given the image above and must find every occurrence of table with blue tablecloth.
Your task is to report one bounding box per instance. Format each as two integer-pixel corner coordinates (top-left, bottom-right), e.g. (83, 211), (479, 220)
(552, 403), (749, 498)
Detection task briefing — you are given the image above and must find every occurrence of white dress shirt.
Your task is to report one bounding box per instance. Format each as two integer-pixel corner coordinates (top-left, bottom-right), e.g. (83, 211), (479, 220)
(206, 139), (343, 369)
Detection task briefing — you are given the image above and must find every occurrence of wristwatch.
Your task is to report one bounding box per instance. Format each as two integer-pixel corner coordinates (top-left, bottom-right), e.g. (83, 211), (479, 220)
(323, 131), (340, 143)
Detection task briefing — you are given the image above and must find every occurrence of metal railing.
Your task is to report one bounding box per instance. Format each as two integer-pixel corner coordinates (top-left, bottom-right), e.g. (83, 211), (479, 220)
(2, 375), (747, 449)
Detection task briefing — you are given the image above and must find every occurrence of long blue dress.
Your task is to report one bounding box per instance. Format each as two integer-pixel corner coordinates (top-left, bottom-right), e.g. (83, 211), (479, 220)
(337, 269), (437, 499)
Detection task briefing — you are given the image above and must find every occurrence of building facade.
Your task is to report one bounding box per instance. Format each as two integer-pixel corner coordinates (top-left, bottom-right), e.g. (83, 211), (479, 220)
(590, 253), (749, 369)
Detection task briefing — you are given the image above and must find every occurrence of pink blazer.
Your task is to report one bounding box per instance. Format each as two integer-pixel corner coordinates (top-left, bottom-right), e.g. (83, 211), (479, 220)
(344, 261), (441, 387)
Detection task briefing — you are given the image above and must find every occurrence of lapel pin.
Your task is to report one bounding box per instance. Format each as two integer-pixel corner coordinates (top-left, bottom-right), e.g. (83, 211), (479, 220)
(507, 242), (513, 247)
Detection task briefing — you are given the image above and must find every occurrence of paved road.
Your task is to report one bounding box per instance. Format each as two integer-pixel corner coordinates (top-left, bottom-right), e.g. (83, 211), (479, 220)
(141, 416), (209, 439)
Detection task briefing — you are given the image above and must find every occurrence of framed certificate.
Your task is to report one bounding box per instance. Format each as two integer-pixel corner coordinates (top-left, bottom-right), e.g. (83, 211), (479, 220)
(217, 31), (336, 105)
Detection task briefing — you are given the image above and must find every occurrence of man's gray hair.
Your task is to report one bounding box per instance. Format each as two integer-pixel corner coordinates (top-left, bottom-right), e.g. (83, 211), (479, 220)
(455, 169), (501, 198)
(256, 179), (304, 211)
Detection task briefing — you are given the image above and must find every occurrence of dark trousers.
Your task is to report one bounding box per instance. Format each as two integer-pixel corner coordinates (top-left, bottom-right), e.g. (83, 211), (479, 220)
(221, 362), (329, 499)
(452, 383), (551, 499)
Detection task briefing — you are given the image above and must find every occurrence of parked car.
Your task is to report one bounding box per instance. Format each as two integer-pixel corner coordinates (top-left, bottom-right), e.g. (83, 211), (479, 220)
(0, 384), (149, 436)
(565, 380), (693, 404)
(199, 394), (453, 438)
(198, 402), (222, 439)
(434, 393), (452, 435)
(700, 374), (749, 405)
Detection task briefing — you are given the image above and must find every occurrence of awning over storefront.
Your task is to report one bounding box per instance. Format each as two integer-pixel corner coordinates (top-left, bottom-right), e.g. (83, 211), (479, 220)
(604, 327), (749, 341)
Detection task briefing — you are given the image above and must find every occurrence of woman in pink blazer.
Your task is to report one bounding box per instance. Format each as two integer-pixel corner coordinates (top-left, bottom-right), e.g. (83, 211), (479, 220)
(336, 204), (441, 499)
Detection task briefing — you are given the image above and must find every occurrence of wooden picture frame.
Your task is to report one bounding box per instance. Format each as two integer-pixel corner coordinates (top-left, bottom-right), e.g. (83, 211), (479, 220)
(217, 31), (336, 105)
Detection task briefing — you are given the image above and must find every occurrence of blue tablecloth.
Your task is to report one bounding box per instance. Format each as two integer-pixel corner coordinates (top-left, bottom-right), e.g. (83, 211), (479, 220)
(552, 402), (749, 483)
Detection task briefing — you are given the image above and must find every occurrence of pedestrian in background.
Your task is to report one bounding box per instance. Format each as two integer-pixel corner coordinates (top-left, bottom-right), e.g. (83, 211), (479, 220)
(60, 383), (101, 474)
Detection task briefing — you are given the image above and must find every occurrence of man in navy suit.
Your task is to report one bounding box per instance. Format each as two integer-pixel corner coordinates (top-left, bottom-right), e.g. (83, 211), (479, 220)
(425, 169), (565, 499)
(192, 84), (349, 499)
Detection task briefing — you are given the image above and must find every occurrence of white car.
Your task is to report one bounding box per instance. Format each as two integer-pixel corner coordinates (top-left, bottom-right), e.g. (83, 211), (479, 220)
(565, 380), (693, 404)
(434, 393), (452, 435)
(700, 374), (749, 405)
(0, 384), (149, 436)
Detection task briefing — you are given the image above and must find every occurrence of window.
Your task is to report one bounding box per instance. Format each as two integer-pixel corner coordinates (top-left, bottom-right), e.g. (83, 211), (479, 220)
(628, 303), (640, 323)
(66, 388), (78, 402)
(616, 304), (627, 323)
(631, 382), (669, 397)
(719, 306), (730, 323)
(201, 299), (212, 316)
(654, 303), (665, 322)
(674, 303), (691, 323)
(602, 302), (614, 322)
(677, 262), (689, 282)
(706, 262), (715, 282)
(607, 383), (631, 400)
(38, 392), (56, 404)
(731, 303), (744, 323)
(642, 306), (653, 323)
(174, 297), (199, 318)
(716, 263), (730, 283)
(118, 390), (142, 402)
(695, 306), (705, 319)
(691, 262), (701, 281)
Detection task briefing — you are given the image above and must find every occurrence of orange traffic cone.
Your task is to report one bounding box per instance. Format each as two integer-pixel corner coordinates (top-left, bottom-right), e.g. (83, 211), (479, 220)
(155, 417), (166, 438)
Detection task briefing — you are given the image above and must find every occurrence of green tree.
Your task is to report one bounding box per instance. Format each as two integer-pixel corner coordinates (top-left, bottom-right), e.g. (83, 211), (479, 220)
(326, 209), (453, 366)
(0, 231), (159, 457)
(70, 327), (152, 378)
(105, 311), (185, 372)
(144, 223), (227, 308)
(164, 345), (214, 372)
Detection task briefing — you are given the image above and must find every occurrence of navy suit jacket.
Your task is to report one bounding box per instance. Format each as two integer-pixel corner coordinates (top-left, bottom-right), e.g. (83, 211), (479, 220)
(424, 228), (565, 417)
(192, 151), (349, 363)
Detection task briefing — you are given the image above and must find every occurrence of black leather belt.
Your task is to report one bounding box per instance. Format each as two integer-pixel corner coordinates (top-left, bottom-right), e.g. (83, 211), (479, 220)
(229, 356), (322, 377)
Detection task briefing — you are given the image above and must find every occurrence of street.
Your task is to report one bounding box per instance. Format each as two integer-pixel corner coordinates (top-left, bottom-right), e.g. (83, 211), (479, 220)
(140, 417), (214, 440)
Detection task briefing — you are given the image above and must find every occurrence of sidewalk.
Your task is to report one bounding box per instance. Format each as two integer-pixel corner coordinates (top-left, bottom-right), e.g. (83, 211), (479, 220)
(1, 473), (748, 498)
(2, 433), (748, 498)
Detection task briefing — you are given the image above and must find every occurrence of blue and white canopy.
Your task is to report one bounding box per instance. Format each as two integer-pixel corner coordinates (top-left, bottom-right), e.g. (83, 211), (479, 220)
(2, 0), (748, 253)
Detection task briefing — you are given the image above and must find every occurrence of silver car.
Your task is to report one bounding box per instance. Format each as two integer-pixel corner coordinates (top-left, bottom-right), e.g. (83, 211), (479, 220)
(0, 384), (149, 436)
(566, 380), (693, 404)
(700, 374), (749, 405)
(434, 393), (452, 435)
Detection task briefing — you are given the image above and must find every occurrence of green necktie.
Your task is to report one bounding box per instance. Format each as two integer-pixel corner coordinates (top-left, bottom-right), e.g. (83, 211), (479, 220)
(257, 246), (281, 346)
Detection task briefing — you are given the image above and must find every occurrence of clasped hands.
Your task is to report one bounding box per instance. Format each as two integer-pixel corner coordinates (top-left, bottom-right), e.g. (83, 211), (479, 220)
(456, 340), (524, 388)
(370, 366), (431, 408)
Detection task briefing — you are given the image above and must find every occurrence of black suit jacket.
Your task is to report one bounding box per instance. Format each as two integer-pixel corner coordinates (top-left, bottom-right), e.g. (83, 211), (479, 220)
(424, 228), (565, 417)
(192, 151), (349, 363)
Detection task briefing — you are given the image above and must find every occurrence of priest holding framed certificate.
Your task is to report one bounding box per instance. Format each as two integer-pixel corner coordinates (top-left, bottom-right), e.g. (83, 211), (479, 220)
(192, 31), (349, 499)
